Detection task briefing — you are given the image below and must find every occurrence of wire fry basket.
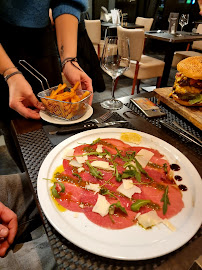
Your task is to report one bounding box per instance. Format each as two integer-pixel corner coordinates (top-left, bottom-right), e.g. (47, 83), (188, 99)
(19, 60), (92, 121)
(38, 87), (91, 120)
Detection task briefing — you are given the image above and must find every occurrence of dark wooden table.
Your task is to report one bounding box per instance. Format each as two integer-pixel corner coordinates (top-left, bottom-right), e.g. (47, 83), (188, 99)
(145, 31), (202, 87)
(11, 93), (202, 269)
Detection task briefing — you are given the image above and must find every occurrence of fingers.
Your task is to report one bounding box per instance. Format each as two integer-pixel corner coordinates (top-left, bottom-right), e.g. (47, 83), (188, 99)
(30, 96), (45, 111)
(0, 203), (18, 245)
(81, 75), (93, 92)
(0, 240), (9, 257)
(14, 103), (42, 120)
(0, 225), (9, 239)
(7, 218), (18, 245)
(10, 92), (45, 119)
(0, 226), (10, 257)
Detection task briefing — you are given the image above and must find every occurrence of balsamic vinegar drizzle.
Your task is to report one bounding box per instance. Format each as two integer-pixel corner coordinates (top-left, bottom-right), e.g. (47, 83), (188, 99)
(170, 164), (187, 191)
(174, 175), (182, 181)
(170, 164), (181, 171)
(178, 184), (188, 191)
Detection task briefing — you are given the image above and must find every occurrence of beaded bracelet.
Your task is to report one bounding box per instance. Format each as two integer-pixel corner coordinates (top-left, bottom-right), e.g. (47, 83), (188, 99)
(61, 57), (83, 72)
(4, 71), (22, 82)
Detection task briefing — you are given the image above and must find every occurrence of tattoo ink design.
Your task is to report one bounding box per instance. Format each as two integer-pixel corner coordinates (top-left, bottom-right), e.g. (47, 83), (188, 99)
(60, 45), (64, 57)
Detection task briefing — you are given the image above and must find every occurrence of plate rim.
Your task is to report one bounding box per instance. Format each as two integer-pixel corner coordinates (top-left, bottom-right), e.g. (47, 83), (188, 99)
(37, 128), (202, 260)
(39, 104), (93, 125)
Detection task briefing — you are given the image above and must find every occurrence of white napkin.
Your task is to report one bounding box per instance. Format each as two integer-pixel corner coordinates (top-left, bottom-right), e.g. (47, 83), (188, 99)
(111, 9), (120, 25)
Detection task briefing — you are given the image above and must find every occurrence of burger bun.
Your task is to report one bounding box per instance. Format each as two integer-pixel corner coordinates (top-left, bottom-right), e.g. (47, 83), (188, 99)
(177, 56), (202, 80)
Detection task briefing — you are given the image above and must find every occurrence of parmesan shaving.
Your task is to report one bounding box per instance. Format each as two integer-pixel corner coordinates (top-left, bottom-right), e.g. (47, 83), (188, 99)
(91, 161), (114, 171)
(117, 180), (141, 198)
(76, 155), (88, 164)
(96, 145), (103, 153)
(92, 194), (110, 217)
(85, 183), (100, 193)
(135, 149), (154, 168)
(63, 148), (75, 160)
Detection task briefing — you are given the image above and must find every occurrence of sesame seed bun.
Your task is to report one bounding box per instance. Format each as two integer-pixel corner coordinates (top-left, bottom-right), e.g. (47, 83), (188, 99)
(177, 56), (202, 80)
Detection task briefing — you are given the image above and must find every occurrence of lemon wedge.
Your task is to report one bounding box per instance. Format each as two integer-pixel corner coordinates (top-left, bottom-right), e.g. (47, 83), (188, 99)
(121, 132), (142, 144)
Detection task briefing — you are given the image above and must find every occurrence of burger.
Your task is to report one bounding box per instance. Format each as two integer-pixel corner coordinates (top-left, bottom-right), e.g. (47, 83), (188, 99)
(171, 56), (202, 106)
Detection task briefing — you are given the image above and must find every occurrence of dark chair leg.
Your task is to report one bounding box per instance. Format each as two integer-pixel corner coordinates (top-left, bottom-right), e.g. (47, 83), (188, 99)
(156, 77), (162, 88)
(137, 79), (141, 94)
(131, 62), (140, 95)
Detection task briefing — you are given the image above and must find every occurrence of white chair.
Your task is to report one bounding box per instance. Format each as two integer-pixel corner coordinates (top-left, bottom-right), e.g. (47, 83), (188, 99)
(172, 24), (202, 67)
(85, 19), (102, 58)
(117, 26), (165, 95)
(135, 17), (154, 32)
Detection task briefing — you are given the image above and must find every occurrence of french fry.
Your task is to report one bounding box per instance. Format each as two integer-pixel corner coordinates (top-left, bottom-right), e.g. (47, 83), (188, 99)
(80, 91), (90, 100)
(50, 83), (67, 98)
(71, 81), (80, 92)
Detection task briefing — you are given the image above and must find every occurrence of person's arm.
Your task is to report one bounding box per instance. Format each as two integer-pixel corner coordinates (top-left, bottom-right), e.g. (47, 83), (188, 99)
(0, 202), (18, 257)
(198, 0), (202, 15)
(0, 44), (44, 119)
(55, 14), (93, 103)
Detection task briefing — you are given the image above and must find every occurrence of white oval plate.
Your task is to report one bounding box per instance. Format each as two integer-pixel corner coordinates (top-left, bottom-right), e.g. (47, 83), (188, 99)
(39, 105), (93, 125)
(37, 128), (202, 260)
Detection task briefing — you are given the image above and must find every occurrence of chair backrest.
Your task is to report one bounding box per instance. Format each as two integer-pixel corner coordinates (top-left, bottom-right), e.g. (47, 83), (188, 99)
(117, 26), (145, 62)
(135, 17), (154, 32)
(192, 24), (202, 51)
(84, 20), (101, 45)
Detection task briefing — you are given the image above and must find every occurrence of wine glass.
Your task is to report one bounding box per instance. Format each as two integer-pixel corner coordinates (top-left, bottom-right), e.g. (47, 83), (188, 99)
(179, 14), (189, 32)
(100, 36), (130, 110)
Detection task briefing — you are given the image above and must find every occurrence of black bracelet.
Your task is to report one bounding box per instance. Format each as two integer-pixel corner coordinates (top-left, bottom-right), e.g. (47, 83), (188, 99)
(2, 66), (17, 76)
(61, 57), (83, 72)
(4, 71), (22, 82)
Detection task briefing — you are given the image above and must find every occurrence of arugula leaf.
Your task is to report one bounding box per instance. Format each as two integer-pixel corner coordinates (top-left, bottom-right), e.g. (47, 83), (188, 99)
(131, 199), (151, 212)
(134, 158), (153, 182)
(104, 148), (112, 157)
(51, 182), (65, 198)
(100, 188), (117, 198)
(125, 151), (136, 162)
(86, 160), (103, 179)
(109, 201), (128, 215)
(86, 152), (107, 157)
(91, 138), (101, 145)
(160, 186), (170, 215)
(103, 149), (122, 182)
(123, 163), (141, 182)
(163, 163), (168, 174)
(113, 164), (122, 182)
(72, 173), (82, 181)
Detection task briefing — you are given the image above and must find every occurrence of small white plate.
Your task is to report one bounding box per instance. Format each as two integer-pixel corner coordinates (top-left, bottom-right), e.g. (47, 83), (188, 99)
(39, 105), (93, 125)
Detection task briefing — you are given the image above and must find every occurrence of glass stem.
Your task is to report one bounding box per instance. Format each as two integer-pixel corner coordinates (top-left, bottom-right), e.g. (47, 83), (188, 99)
(111, 78), (116, 100)
(181, 25), (183, 32)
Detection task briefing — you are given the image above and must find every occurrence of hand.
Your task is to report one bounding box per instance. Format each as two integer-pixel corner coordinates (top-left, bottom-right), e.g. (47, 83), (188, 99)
(63, 62), (93, 105)
(198, 0), (202, 14)
(0, 202), (18, 257)
(8, 73), (45, 119)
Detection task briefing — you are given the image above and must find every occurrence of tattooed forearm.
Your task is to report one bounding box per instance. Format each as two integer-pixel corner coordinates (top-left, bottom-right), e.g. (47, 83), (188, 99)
(60, 45), (64, 57)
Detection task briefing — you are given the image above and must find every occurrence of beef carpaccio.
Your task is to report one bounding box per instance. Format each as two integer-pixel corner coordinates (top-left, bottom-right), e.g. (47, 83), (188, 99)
(51, 138), (184, 230)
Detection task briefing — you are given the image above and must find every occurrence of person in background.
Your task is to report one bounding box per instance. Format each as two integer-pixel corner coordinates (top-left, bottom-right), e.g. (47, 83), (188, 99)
(0, 0), (93, 171)
(198, 0), (202, 15)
